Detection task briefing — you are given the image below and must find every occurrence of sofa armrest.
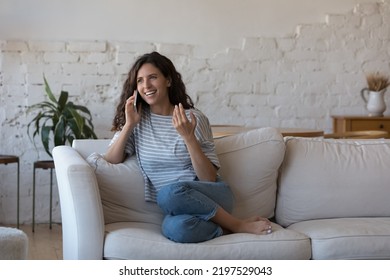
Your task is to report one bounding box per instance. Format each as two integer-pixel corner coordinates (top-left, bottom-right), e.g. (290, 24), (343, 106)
(53, 145), (105, 260)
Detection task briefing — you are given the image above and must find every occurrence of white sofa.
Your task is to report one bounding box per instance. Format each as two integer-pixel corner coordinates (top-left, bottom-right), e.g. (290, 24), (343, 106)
(52, 127), (390, 259)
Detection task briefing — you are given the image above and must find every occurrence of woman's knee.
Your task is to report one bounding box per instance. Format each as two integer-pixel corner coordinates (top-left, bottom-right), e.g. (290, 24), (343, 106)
(161, 215), (193, 243)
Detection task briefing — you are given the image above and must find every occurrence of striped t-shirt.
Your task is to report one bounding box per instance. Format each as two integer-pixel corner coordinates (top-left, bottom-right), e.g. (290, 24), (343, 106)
(111, 106), (220, 203)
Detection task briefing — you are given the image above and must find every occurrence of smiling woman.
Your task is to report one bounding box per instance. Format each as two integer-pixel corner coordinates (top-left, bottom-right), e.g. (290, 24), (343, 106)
(135, 63), (173, 115)
(103, 51), (274, 243)
(0, 0), (377, 53)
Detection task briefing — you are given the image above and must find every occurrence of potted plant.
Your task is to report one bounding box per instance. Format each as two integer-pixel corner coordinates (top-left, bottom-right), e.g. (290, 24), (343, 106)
(27, 77), (97, 157)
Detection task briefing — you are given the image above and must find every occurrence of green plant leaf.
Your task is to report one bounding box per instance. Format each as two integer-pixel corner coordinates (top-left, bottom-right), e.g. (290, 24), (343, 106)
(41, 125), (52, 157)
(58, 91), (69, 111)
(66, 135), (75, 146)
(27, 101), (57, 114)
(72, 109), (84, 129)
(72, 104), (92, 115)
(83, 125), (97, 139)
(54, 116), (66, 147)
(44, 76), (58, 104)
(67, 116), (82, 139)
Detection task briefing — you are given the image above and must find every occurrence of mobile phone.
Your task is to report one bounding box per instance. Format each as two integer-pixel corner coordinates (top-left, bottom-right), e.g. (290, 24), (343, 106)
(133, 90), (139, 112)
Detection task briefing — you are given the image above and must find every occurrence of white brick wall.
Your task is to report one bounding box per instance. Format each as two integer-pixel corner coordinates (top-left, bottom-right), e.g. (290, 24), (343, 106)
(1, 1), (390, 225)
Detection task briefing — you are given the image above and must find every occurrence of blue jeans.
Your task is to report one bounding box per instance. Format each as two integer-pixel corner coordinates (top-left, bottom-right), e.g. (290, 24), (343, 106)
(156, 179), (234, 243)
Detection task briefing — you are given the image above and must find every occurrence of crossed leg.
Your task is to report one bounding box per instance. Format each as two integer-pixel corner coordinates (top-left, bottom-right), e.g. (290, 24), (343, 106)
(157, 180), (272, 243)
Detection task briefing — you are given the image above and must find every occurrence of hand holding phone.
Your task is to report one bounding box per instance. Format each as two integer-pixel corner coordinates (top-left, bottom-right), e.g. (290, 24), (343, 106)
(133, 90), (139, 112)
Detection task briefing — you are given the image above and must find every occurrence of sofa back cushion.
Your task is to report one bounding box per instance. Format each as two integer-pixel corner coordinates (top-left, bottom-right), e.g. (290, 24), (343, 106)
(86, 153), (164, 225)
(214, 127), (285, 219)
(276, 137), (390, 227)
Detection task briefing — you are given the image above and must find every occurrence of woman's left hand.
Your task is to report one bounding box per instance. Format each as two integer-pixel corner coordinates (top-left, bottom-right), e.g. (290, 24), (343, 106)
(172, 103), (197, 141)
(173, 103), (216, 181)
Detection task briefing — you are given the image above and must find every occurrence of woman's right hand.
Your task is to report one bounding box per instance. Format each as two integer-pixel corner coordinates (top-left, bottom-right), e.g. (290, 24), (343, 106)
(124, 90), (141, 129)
(104, 91), (141, 164)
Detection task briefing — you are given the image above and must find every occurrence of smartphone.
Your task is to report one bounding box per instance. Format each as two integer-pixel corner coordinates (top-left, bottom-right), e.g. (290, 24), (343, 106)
(133, 90), (139, 112)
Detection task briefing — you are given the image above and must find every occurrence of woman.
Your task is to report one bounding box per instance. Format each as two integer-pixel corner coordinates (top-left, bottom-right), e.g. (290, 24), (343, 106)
(105, 51), (272, 243)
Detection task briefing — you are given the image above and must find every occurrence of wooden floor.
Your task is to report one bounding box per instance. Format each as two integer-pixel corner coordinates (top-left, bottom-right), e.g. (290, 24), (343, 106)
(18, 223), (63, 260)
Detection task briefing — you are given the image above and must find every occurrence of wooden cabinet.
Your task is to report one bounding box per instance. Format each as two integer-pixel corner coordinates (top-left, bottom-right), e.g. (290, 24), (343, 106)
(332, 116), (390, 138)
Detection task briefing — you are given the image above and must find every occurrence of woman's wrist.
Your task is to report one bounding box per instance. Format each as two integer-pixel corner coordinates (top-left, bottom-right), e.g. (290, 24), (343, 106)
(122, 122), (135, 133)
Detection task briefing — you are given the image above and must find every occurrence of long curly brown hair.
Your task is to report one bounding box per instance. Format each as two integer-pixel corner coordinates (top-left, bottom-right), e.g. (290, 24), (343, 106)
(111, 51), (194, 131)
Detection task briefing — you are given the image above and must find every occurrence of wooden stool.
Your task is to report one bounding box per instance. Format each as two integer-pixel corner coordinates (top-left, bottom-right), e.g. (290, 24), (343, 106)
(0, 155), (20, 228)
(32, 160), (55, 232)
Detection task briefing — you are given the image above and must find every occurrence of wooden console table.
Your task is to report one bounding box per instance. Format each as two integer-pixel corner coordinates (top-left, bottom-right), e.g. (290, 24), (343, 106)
(276, 128), (324, 137)
(211, 125), (323, 138)
(332, 115), (390, 138)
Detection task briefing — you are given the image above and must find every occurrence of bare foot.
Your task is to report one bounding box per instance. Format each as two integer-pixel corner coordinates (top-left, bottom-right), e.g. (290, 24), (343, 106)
(244, 216), (270, 223)
(236, 216), (272, 235)
(211, 207), (273, 236)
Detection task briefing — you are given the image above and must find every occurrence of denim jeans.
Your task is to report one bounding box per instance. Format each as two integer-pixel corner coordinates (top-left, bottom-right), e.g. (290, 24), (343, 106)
(156, 179), (234, 243)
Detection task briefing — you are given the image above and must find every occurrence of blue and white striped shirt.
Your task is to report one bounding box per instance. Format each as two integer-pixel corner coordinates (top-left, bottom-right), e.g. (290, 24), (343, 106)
(111, 106), (220, 202)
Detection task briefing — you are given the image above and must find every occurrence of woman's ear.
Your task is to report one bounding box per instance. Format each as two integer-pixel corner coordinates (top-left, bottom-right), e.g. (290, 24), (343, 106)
(167, 77), (172, 87)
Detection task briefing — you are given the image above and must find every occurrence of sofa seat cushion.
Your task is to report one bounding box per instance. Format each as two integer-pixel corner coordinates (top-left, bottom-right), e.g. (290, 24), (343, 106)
(103, 222), (311, 260)
(288, 218), (390, 259)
